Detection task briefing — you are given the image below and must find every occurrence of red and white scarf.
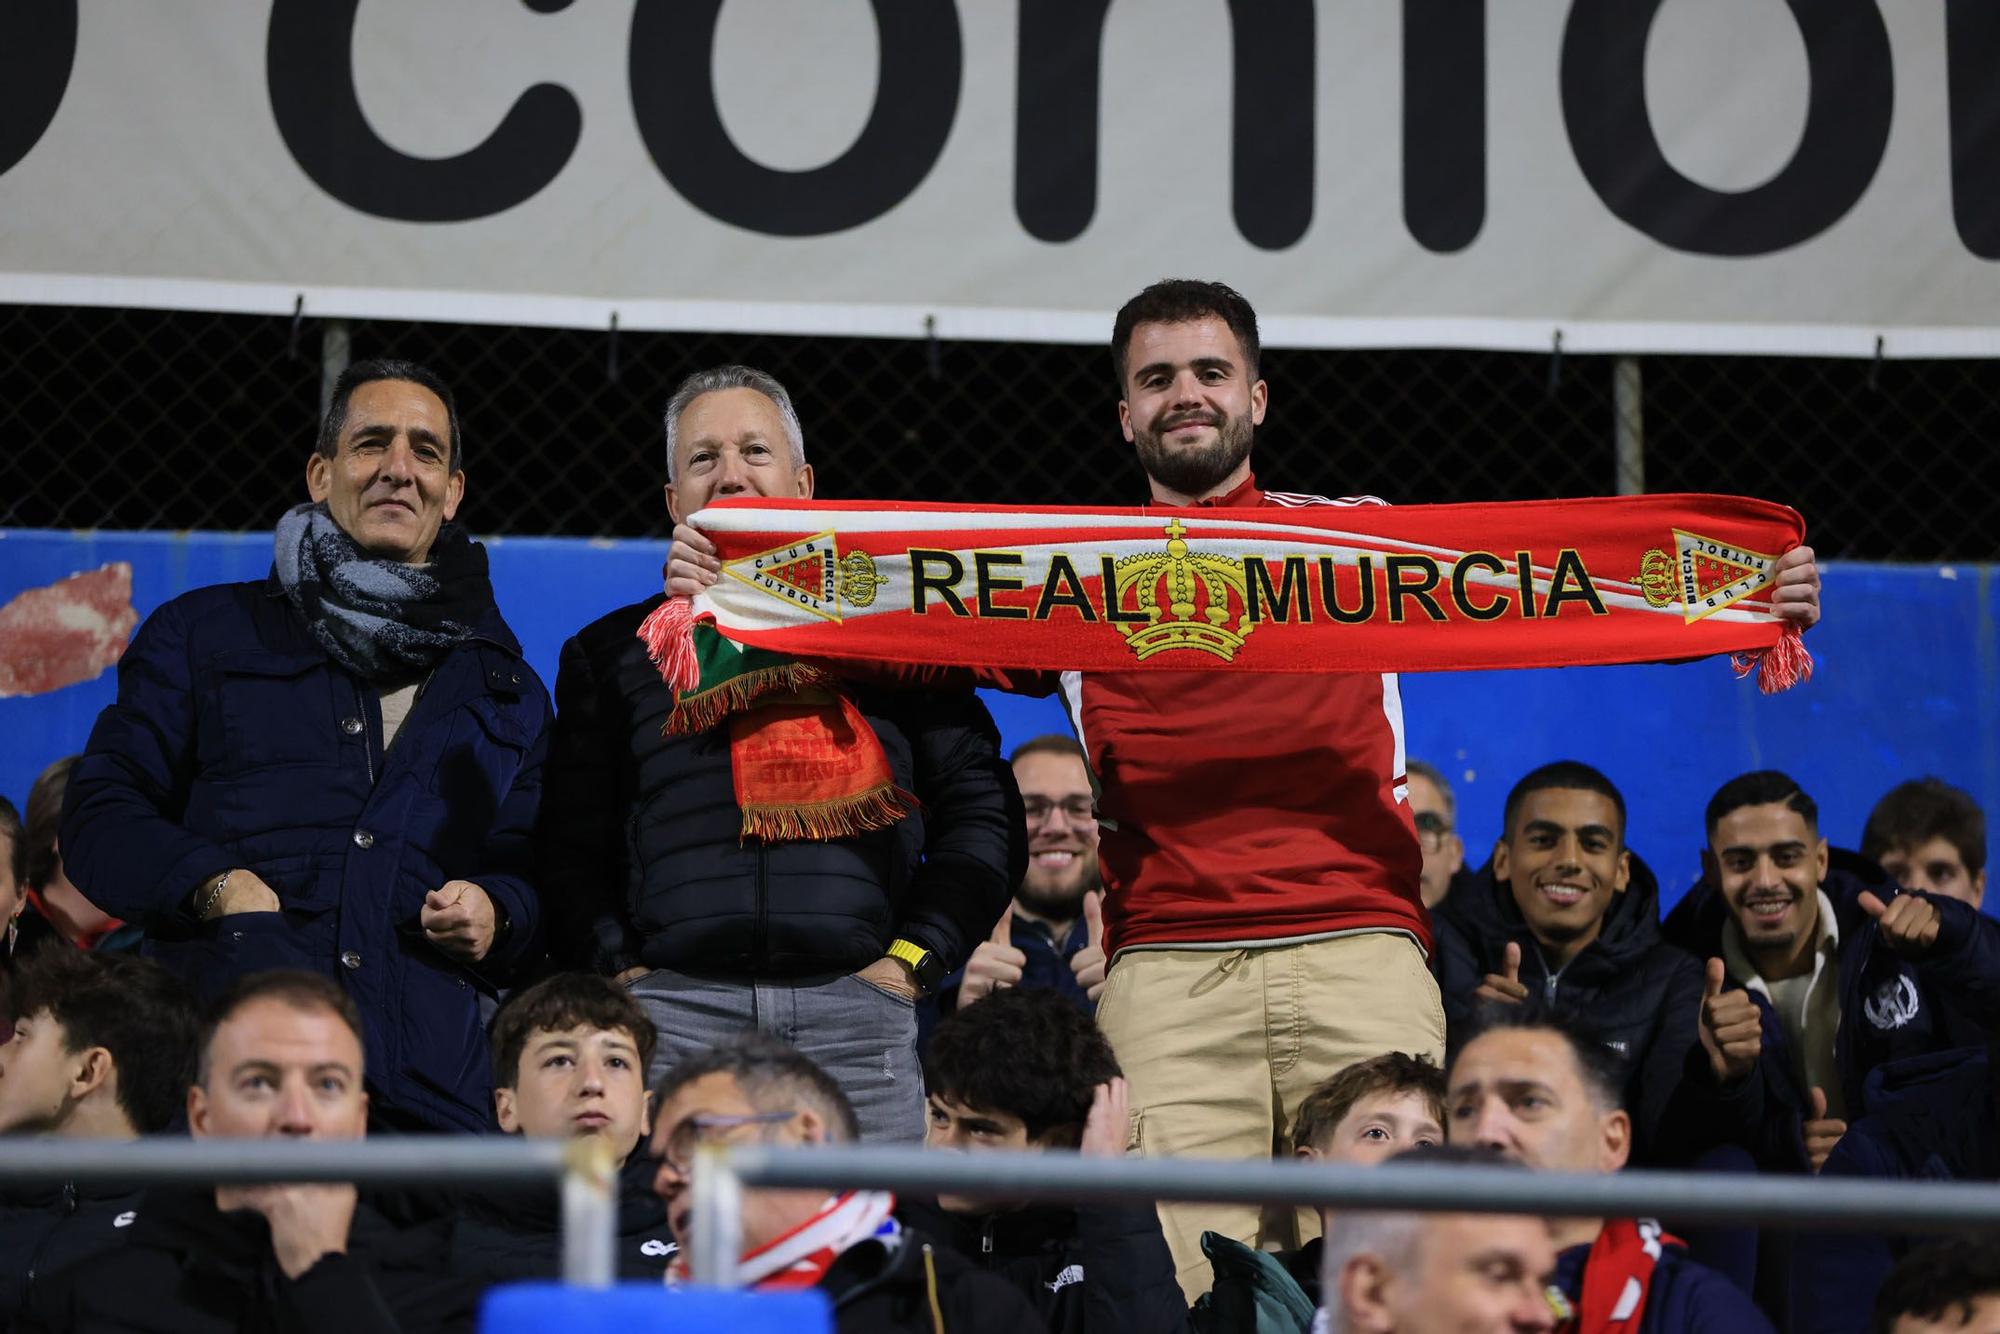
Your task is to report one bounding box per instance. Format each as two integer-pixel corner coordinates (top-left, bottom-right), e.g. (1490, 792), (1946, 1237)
(644, 493), (1812, 693)
(668, 1189), (899, 1291)
(1550, 1218), (1679, 1334)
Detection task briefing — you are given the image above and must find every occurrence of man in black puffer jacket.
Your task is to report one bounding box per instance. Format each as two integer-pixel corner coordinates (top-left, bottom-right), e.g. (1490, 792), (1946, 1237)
(902, 988), (1188, 1334)
(537, 365), (1023, 1144)
(1433, 761), (1730, 1166)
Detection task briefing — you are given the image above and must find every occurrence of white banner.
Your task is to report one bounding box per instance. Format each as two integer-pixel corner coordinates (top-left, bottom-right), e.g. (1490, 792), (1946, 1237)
(2, 0), (1997, 355)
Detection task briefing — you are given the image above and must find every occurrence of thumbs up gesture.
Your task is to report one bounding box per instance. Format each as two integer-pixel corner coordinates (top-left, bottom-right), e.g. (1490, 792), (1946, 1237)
(958, 904), (1027, 1007)
(1858, 889), (1942, 958)
(1475, 941), (1530, 1006)
(1696, 958), (1761, 1084)
(1070, 890), (1109, 1003)
(1803, 1086), (1848, 1172)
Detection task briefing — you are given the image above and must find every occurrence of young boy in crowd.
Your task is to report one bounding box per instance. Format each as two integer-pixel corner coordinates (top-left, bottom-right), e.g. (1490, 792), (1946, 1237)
(1196, 1055), (1446, 1334)
(440, 973), (676, 1282)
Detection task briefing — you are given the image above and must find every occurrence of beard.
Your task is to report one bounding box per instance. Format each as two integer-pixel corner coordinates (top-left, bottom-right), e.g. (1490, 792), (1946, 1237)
(1132, 405), (1256, 498)
(1017, 848), (1101, 920)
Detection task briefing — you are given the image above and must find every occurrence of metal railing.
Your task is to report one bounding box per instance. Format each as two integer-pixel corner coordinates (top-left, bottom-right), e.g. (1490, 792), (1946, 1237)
(687, 1143), (2000, 1288)
(0, 1137), (621, 1286)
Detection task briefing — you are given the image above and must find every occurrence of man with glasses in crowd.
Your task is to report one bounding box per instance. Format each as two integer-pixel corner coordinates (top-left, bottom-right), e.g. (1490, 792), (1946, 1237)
(647, 1030), (1044, 1332)
(947, 736), (1106, 1015)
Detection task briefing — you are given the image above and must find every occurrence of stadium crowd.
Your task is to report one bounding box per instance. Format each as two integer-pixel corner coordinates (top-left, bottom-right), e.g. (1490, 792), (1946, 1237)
(0, 279), (1994, 1334)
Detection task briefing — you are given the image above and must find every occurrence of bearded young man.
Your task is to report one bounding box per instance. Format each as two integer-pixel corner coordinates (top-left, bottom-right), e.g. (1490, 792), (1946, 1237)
(947, 735), (1106, 1015)
(61, 359), (550, 1134)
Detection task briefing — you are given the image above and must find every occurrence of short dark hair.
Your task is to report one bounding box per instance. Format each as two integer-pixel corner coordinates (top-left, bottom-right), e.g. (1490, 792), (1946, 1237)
(1291, 1053), (1447, 1155)
(196, 970), (365, 1088)
(1863, 777), (1987, 878)
(1501, 761), (1627, 844)
(923, 988), (1121, 1145)
(1111, 279), (1262, 392)
(1458, 1001), (1629, 1114)
(23, 755), (77, 891)
(315, 358), (463, 473)
(490, 973), (658, 1089)
(651, 1029), (859, 1143)
(1009, 734), (1086, 766)
(10, 943), (200, 1133)
(1705, 770), (1819, 840)
(0, 794), (22, 893)
(1871, 1235), (2000, 1333)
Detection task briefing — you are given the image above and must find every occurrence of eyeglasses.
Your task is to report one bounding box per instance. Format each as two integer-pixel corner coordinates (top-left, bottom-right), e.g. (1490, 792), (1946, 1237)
(1414, 811), (1453, 846)
(1024, 797), (1096, 826)
(660, 1110), (797, 1176)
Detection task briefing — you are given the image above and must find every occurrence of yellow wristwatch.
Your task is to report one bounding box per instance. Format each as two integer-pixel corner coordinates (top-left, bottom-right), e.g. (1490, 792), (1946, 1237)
(887, 938), (944, 996)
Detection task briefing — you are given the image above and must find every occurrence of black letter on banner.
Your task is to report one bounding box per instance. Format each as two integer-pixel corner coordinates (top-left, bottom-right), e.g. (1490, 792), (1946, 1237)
(910, 550), (970, 617)
(1403, 0), (1485, 253)
(1245, 557), (1312, 623)
(1560, 0), (1892, 255)
(633, 0), (961, 237)
(1322, 556), (1378, 625)
(1013, 0), (1312, 249)
(1542, 550), (1608, 617)
(267, 0), (580, 222)
(1450, 552), (1511, 620)
(1034, 555), (1099, 621)
(0, 2), (77, 178)
(1947, 1), (2000, 258)
(974, 552), (1030, 620)
(1386, 555), (1448, 623)
(1102, 557), (1148, 623)
(1015, 0), (1113, 242)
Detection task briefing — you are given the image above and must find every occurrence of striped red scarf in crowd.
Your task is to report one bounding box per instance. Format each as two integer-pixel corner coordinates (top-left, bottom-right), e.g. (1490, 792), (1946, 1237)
(640, 494), (1811, 837)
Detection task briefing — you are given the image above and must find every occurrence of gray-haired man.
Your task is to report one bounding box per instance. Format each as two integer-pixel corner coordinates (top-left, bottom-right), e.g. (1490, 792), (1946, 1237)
(536, 366), (1022, 1144)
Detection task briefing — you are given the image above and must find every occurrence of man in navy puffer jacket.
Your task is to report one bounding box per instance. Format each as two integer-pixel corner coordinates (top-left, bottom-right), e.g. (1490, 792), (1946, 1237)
(61, 360), (550, 1133)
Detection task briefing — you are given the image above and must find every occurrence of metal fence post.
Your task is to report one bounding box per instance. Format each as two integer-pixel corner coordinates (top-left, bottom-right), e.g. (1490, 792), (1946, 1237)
(1613, 354), (1644, 495)
(319, 317), (352, 417)
(559, 1138), (618, 1288)
(690, 1144), (745, 1289)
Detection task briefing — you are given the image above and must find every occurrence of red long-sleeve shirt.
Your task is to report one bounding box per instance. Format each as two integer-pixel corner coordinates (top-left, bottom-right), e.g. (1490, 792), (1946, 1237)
(1061, 476), (1431, 957)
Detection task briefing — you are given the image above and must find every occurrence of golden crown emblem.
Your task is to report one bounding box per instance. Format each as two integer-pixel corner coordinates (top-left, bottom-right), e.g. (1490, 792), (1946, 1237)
(1636, 547), (1678, 609)
(1113, 518), (1256, 662)
(836, 550), (885, 608)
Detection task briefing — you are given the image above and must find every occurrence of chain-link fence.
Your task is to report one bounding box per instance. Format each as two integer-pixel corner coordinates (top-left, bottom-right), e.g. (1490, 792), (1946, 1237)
(3, 302), (1993, 562)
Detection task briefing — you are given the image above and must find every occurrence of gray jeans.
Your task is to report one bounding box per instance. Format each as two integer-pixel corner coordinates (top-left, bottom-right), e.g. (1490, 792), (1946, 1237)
(627, 967), (925, 1144)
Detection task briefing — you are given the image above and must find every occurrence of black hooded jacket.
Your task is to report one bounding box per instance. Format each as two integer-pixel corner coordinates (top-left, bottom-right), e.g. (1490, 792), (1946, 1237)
(818, 1224), (1051, 1334)
(18, 1187), (480, 1333)
(0, 1177), (145, 1326)
(1433, 854), (1719, 1164)
(897, 1196), (1190, 1334)
(438, 1149), (676, 1286)
(536, 596), (1024, 979)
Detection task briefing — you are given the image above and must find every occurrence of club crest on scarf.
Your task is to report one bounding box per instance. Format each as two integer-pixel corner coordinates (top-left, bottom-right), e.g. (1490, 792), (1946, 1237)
(1634, 530), (1779, 624)
(722, 534), (887, 621)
